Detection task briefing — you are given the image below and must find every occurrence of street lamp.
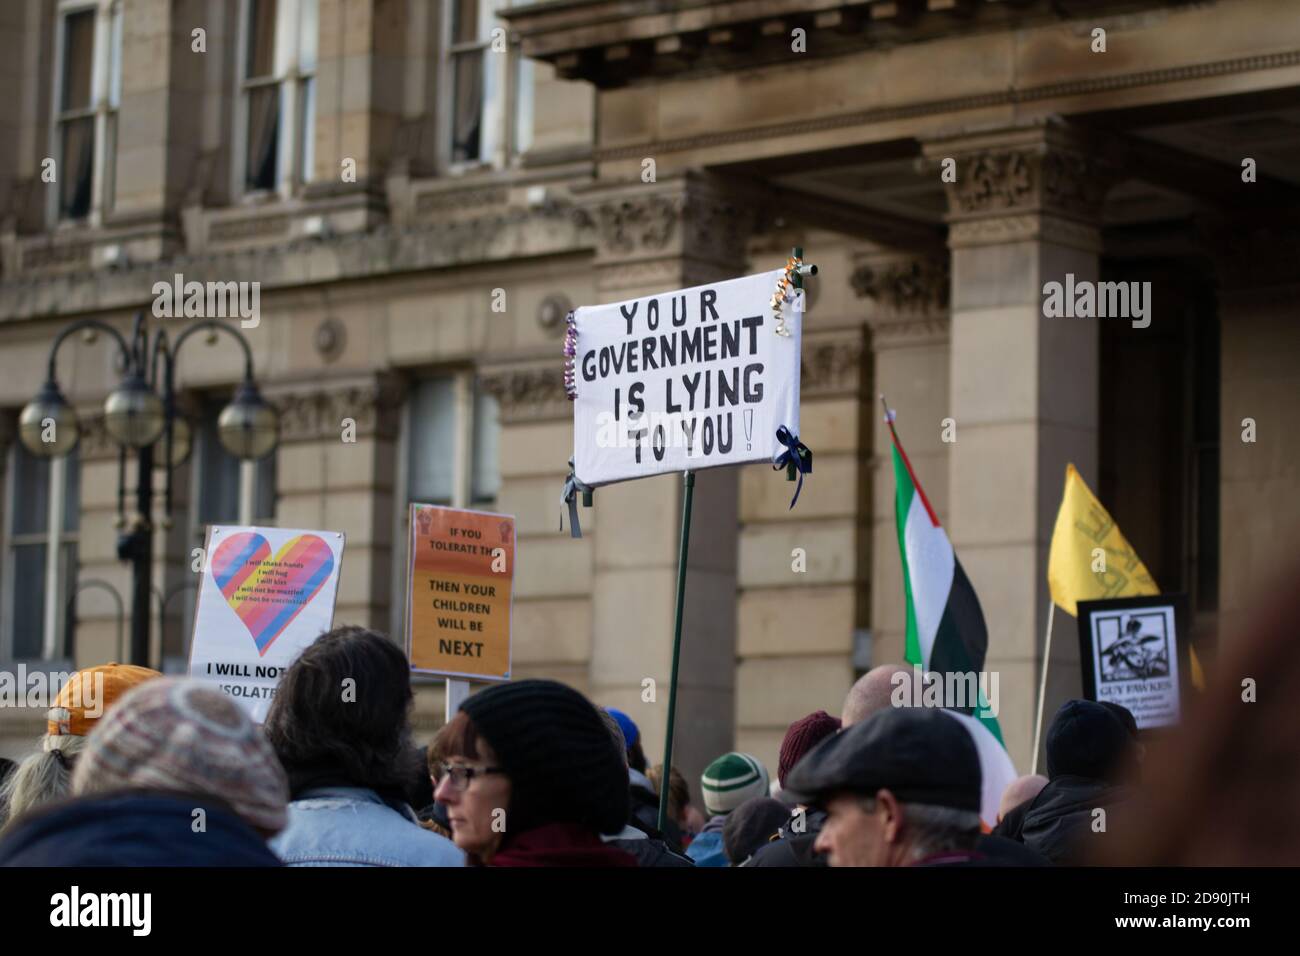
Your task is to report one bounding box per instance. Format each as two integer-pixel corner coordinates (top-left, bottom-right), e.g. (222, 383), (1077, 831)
(218, 380), (278, 460)
(18, 380), (80, 457)
(17, 312), (277, 666)
(103, 372), (166, 449)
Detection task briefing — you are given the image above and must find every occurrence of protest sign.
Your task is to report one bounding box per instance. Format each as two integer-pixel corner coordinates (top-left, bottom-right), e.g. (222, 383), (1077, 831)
(406, 503), (515, 681)
(188, 525), (344, 720)
(571, 268), (801, 486)
(1076, 594), (1190, 730)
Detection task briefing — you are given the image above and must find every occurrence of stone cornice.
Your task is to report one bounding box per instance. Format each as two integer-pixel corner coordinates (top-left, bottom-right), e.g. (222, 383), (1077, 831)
(503, 0), (1190, 89)
(269, 375), (407, 444)
(585, 48), (1300, 160)
(480, 362), (571, 425)
(0, 197), (597, 324)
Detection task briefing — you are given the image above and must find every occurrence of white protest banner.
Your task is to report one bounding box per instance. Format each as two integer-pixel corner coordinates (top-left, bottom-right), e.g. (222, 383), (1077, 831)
(188, 525), (345, 720)
(572, 268), (801, 486)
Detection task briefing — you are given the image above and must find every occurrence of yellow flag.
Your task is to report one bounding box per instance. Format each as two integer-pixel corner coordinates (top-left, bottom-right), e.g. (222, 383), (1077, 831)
(1048, 463), (1205, 690)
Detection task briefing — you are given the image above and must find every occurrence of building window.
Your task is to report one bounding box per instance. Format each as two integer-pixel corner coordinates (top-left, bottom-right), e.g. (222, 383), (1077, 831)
(52, 0), (122, 223)
(441, 0), (533, 168)
(2, 444), (79, 661)
(174, 401), (276, 667)
(239, 0), (317, 196)
(407, 374), (499, 505)
(393, 372), (499, 635)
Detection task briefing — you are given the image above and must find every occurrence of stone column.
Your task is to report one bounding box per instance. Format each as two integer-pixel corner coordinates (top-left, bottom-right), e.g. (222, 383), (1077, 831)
(481, 362), (594, 695)
(271, 374), (403, 630)
(856, 245), (951, 671)
(1206, 223), (1300, 645)
(923, 121), (1111, 771)
(69, 414), (134, 669)
(574, 171), (753, 788)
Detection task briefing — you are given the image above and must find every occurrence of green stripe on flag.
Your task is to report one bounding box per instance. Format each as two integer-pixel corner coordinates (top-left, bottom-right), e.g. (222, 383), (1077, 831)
(892, 443), (922, 667)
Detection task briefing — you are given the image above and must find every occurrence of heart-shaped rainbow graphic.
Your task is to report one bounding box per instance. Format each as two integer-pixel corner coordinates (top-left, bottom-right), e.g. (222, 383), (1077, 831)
(211, 532), (335, 656)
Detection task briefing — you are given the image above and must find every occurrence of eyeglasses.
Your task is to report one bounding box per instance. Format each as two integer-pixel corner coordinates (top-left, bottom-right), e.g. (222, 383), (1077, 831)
(437, 762), (508, 792)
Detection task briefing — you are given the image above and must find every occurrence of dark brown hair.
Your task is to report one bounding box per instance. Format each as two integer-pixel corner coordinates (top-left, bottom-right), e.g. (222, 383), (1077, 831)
(434, 709), (483, 767)
(264, 626), (421, 799)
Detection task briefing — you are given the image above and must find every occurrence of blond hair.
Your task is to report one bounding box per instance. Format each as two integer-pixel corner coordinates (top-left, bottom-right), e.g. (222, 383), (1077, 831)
(0, 734), (89, 831)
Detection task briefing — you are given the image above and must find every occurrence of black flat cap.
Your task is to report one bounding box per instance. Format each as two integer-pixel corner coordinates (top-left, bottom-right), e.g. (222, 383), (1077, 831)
(781, 706), (981, 813)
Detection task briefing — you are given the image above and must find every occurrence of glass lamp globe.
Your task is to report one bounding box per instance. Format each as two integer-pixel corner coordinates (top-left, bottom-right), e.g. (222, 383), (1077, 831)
(103, 374), (165, 449)
(218, 381), (278, 461)
(18, 381), (79, 458)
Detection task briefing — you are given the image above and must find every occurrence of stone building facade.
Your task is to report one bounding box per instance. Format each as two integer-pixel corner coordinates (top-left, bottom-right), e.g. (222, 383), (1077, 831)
(1, 0), (1298, 787)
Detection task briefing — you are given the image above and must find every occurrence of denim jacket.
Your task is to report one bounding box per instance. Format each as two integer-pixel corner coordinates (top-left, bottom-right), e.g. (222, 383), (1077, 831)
(270, 786), (465, 867)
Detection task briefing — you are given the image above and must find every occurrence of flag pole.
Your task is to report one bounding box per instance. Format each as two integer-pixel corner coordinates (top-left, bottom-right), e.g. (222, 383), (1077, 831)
(1031, 602), (1056, 775)
(657, 468), (695, 834)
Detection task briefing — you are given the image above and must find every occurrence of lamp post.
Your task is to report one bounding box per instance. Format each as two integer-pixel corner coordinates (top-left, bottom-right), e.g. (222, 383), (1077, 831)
(18, 311), (277, 667)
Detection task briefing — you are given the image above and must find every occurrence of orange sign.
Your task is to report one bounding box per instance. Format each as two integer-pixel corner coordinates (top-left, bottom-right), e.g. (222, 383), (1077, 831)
(406, 504), (515, 680)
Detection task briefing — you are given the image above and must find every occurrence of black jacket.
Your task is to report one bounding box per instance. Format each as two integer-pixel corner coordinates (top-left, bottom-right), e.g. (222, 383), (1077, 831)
(744, 809), (829, 867)
(608, 834), (695, 867)
(628, 782), (684, 852)
(0, 791), (282, 867)
(1019, 775), (1126, 865)
(973, 833), (1051, 866)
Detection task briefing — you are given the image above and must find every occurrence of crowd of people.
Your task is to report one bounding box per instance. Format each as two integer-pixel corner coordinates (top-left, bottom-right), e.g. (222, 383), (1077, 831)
(0, 569), (1291, 867)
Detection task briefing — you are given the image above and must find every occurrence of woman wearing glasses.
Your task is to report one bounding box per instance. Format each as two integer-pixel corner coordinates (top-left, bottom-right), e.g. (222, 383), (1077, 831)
(434, 679), (637, 866)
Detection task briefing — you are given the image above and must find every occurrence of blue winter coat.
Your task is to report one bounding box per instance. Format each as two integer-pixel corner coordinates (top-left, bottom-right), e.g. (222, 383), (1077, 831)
(685, 815), (730, 867)
(0, 791), (283, 866)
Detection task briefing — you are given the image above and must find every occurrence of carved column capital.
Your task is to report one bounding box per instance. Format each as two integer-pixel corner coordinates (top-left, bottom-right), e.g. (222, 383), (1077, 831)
(574, 171), (761, 295)
(923, 121), (1115, 252)
(800, 331), (866, 399)
(853, 247), (951, 350)
(479, 362), (570, 425)
(76, 412), (123, 462)
(270, 374), (407, 444)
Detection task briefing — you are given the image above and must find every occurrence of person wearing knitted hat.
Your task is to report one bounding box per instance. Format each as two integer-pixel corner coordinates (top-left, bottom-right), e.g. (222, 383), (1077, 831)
(605, 706), (684, 851)
(0, 662), (159, 830)
(433, 679), (636, 866)
(0, 678), (287, 865)
(748, 709), (841, 868)
(1014, 699), (1136, 865)
(685, 752), (771, 867)
(265, 626), (463, 867)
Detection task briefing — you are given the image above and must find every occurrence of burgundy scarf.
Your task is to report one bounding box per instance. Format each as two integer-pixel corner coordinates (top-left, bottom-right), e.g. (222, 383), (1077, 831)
(487, 823), (638, 868)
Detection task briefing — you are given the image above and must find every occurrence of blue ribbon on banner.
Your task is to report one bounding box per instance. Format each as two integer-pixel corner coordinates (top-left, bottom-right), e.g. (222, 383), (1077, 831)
(561, 456), (594, 538)
(772, 426), (813, 510)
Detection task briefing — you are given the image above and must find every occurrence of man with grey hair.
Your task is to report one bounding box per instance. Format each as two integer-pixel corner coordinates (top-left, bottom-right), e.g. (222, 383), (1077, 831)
(840, 663), (919, 726)
(782, 706), (986, 866)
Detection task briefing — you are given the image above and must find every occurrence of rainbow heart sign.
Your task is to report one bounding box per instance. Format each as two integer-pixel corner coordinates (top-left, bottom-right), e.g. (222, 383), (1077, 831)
(189, 525), (344, 720)
(211, 531), (336, 656)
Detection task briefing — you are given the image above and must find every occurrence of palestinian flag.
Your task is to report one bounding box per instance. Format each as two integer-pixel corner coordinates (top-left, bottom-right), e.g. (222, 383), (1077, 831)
(887, 407), (1015, 826)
